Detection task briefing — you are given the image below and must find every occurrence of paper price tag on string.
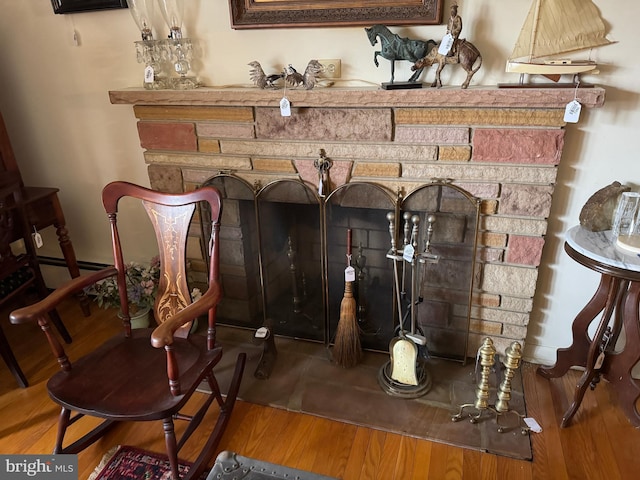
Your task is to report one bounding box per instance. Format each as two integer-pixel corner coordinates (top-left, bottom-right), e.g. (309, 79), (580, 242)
(144, 66), (155, 84)
(564, 99), (582, 123)
(280, 97), (291, 117)
(402, 244), (415, 262)
(32, 227), (43, 248)
(345, 265), (356, 282)
(438, 33), (454, 55)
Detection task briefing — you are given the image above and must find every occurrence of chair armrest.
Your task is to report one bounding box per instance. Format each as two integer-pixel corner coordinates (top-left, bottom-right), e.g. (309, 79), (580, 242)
(10, 266), (118, 324)
(150, 284), (222, 348)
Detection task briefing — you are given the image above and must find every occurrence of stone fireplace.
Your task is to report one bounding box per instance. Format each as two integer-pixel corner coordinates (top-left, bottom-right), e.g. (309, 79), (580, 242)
(110, 86), (605, 357)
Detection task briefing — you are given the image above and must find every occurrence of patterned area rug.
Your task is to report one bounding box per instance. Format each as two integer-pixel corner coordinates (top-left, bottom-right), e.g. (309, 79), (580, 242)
(88, 445), (205, 480)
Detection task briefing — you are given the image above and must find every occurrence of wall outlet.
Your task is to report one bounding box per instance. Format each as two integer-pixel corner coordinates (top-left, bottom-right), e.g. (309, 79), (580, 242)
(318, 59), (341, 78)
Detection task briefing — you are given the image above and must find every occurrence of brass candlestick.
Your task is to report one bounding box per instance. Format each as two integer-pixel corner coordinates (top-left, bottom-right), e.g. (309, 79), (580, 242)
(452, 337), (496, 423)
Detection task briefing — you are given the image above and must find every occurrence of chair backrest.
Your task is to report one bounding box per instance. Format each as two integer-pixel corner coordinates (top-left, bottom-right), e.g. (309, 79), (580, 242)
(102, 182), (222, 339)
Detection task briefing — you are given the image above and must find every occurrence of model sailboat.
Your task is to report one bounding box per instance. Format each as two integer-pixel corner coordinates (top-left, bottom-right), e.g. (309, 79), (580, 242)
(506, 0), (614, 81)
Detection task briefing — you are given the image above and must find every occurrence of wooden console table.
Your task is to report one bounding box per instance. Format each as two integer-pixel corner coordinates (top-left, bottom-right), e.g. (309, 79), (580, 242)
(538, 225), (640, 427)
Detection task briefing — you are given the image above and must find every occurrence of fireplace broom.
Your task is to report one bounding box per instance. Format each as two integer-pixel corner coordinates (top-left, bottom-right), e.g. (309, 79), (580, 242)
(333, 228), (362, 368)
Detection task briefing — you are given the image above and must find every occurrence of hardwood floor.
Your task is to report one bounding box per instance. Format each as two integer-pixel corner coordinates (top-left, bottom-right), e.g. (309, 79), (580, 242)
(1, 298), (640, 479)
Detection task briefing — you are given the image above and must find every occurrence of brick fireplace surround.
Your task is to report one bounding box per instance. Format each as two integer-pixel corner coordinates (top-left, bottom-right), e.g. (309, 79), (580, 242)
(110, 86), (605, 356)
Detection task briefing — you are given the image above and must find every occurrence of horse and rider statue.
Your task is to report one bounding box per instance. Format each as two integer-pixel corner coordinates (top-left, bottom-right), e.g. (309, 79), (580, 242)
(365, 24), (482, 89)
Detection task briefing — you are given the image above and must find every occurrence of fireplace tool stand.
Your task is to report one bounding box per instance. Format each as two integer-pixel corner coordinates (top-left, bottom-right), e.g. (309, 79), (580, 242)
(451, 338), (530, 434)
(378, 212), (438, 398)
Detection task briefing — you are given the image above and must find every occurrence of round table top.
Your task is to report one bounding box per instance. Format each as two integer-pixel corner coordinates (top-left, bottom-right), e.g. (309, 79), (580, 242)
(566, 225), (640, 274)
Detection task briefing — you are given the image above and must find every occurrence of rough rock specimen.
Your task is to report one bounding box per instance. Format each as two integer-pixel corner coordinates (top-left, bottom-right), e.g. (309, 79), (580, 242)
(579, 181), (630, 231)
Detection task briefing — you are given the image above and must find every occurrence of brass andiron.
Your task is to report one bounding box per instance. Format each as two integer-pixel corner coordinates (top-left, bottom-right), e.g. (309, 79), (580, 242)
(493, 341), (530, 434)
(452, 338), (530, 434)
(452, 337), (497, 423)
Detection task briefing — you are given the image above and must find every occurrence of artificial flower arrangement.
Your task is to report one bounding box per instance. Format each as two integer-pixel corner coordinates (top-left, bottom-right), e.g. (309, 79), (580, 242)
(89, 256), (161, 315)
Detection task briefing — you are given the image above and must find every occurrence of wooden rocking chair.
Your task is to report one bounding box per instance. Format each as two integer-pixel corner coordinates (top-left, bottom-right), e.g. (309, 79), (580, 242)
(10, 181), (246, 480)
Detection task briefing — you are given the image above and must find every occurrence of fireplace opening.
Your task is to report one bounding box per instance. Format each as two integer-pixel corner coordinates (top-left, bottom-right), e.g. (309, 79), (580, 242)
(193, 175), (480, 362)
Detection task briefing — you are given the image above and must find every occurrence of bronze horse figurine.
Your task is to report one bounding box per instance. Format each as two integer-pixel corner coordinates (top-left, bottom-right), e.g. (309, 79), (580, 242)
(365, 25), (437, 84)
(412, 39), (482, 89)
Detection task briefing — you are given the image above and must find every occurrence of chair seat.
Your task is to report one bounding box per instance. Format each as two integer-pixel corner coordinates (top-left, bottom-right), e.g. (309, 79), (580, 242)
(47, 329), (223, 420)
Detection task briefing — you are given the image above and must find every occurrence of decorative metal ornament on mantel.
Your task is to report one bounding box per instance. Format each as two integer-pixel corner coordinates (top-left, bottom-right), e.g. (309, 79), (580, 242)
(129, 0), (199, 90)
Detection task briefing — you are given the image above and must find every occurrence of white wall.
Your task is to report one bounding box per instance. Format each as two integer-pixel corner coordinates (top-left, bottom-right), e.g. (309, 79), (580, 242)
(0, 1), (637, 364)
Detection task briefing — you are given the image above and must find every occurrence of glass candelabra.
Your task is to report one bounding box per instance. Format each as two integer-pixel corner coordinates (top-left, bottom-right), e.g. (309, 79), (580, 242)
(129, 0), (199, 90)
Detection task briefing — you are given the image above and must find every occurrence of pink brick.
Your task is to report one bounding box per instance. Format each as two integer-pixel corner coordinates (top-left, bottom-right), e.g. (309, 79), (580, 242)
(394, 126), (469, 144)
(295, 159), (352, 192)
(472, 128), (564, 164)
(506, 235), (546, 266)
(138, 122), (197, 151)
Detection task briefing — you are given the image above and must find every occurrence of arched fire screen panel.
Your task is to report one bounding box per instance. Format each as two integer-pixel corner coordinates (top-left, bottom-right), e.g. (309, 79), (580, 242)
(325, 182), (396, 352)
(401, 182), (480, 362)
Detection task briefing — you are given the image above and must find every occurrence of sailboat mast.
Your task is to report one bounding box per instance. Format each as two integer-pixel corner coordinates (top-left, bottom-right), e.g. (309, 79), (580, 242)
(528, 0), (542, 62)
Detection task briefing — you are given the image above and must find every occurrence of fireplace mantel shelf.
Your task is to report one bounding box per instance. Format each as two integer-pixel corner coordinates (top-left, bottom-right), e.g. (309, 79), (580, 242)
(109, 85), (605, 109)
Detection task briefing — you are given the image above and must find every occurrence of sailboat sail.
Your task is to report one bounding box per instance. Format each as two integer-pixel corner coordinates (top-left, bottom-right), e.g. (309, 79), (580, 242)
(508, 0), (614, 77)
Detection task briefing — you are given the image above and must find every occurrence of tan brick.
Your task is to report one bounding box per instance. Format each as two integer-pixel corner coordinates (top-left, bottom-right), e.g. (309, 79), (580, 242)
(481, 217), (548, 236)
(500, 185), (554, 218)
(197, 122), (255, 139)
(221, 140), (437, 162)
(352, 162), (401, 177)
(482, 264), (539, 297)
(395, 108), (566, 127)
(472, 292), (501, 308)
(480, 232), (507, 248)
(481, 200), (498, 214)
(199, 139), (220, 153)
(470, 319), (503, 335)
(148, 165), (183, 193)
(134, 105), (254, 122)
(439, 146), (471, 161)
(394, 126), (469, 144)
(501, 296), (534, 313)
(253, 158), (296, 173)
(400, 164), (558, 183)
(144, 152), (252, 170)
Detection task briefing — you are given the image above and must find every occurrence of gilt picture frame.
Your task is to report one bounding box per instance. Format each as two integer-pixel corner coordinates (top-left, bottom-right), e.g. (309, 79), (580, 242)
(51, 0), (128, 14)
(229, 0), (444, 29)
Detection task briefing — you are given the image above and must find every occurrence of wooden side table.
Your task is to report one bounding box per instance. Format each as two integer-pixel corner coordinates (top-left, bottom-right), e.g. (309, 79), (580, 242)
(538, 225), (640, 427)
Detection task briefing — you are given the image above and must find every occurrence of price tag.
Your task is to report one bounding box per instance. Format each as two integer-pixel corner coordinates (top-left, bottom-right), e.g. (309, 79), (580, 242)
(564, 99), (582, 123)
(280, 97), (291, 117)
(438, 33), (454, 55)
(402, 244), (415, 262)
(345, 266), (356, 282)
(524, 417), (542, 433)
(144, 66), (155, 84)
(32, 227), (43, 248)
